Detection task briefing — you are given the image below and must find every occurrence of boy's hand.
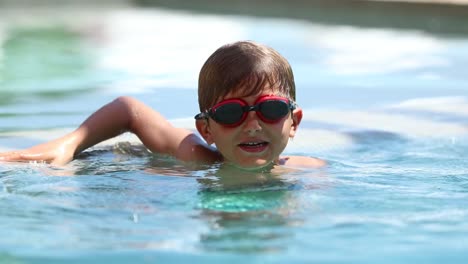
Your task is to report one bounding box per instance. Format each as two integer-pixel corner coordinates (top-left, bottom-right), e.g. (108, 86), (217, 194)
(0, 136), (77, 165)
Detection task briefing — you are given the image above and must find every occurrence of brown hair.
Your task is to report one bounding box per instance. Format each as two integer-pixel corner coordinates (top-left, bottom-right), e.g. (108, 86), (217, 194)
(198, 41), (296, 111)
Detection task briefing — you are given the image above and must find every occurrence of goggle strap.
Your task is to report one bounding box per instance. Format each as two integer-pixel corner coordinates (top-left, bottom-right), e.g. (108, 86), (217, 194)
(290, 101), (298, 110)
(194, 112), (209, 120)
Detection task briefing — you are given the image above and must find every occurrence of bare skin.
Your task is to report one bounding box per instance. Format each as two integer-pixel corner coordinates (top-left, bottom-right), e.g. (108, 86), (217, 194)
(0, 96), (325, 169)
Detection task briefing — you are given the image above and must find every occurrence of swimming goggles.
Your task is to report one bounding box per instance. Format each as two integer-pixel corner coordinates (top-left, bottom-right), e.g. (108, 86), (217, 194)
(195, 95), (297, 127)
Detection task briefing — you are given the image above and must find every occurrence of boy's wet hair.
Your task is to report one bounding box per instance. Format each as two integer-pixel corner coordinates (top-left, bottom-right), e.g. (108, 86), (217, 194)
(198, 41), (296, 111)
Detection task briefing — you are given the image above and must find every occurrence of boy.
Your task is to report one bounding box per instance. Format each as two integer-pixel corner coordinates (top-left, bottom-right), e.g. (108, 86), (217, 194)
(0, 41), (325, 169)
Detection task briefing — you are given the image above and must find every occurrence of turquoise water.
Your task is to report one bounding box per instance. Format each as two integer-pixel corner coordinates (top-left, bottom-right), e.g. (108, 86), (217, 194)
(1, 5), (468, 264)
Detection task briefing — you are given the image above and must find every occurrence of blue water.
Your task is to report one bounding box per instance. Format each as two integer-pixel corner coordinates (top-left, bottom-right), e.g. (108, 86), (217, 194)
(1, 5), (468, 264)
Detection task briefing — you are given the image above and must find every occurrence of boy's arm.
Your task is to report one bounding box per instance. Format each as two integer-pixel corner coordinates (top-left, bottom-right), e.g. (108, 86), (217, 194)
(0, 96), (218, 165)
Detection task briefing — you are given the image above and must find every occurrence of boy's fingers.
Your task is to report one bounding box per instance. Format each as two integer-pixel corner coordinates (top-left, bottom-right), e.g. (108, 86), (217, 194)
(0, 151), (17, 156)
(0, 152), (22, 161)
(0, 152), (49, 162)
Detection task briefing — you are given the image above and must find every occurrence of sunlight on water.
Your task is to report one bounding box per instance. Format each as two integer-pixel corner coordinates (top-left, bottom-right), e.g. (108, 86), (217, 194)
(96, 9), (248, 93)
(306, 26), (448, 75)
(390, 96), (468, 116)
(303, 108), (468, 137)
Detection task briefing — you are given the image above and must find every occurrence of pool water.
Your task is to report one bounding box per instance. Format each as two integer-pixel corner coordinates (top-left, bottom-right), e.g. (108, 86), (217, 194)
(1, 4), (468, 264)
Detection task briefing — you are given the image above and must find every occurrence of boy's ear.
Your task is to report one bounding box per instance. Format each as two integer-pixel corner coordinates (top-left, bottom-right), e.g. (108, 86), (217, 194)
(289, 108), (303, 138)
(196, 119), (214, 145)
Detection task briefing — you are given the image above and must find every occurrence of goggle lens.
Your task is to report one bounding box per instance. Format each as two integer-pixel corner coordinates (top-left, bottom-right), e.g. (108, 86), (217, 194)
(257, 99), (290, 121)
(212, 102), (245, 125)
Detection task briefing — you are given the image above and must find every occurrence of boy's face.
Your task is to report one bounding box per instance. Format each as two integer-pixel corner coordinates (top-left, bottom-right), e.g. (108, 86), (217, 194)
(196, 87), (302, 169)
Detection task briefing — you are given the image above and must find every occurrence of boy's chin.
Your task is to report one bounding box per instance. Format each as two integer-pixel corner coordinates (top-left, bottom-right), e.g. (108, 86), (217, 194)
(227, 160), (276, 171)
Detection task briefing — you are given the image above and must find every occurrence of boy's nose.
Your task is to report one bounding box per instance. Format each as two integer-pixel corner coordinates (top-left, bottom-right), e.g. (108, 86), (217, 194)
(242, 111), (262, 134)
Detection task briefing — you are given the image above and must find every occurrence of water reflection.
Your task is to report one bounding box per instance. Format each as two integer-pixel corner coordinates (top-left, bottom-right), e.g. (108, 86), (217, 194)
(192, 164), (300, 253)
(197, 209), (297, 253)
(141, 151), (306, 253)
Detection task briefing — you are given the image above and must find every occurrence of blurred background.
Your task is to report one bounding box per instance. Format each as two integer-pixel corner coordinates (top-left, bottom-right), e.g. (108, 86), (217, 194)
(2, 0), (468, 33)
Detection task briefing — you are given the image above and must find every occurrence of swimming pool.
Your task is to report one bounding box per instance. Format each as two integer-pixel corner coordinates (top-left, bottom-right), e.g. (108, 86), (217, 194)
(1, 3), (468, 263)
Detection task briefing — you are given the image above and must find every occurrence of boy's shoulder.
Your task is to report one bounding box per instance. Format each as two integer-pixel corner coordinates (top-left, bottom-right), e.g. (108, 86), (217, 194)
(279, 155), (326, 168)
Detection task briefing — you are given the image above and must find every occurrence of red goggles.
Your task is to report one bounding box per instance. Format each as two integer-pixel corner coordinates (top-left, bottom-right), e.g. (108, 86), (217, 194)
(195, 95), (297, 127)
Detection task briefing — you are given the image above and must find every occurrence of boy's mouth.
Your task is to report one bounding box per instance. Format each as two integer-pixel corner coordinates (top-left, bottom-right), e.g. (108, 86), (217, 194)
(238, 141), (269, 153)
